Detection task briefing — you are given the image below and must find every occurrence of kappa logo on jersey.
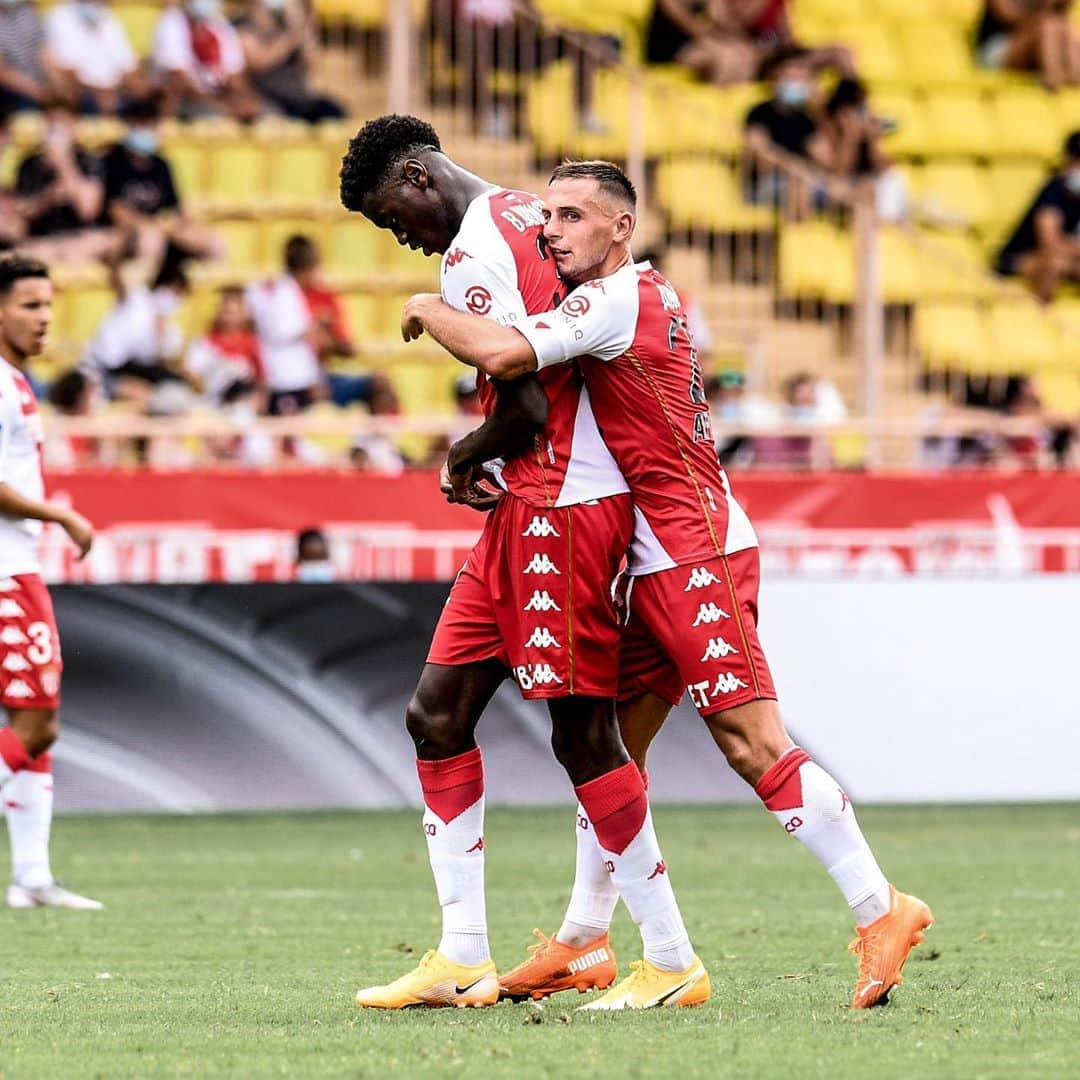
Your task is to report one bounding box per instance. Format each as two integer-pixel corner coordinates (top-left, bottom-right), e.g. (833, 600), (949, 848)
(523, 590), (561, 612)
(465, 285), (493, 315)
(711, 672), (749, 696)
(562, 294), (591, 318)
(0, 626), (27, 645)
(692, 602), (731, 626)
(524, 627), (562, 649)
(683, 566), (722, 591)
(2, 653), (30, 673)
(521, 515), (560, 538)
(514, 663), (564, 690)
(444, 247), (471, 268)
(0, 599), (26, 618)
(523, 553), (561, 575)
(0, 578), (17, 591)
(700, 636), (740, 662)
(3, 679), (33, 700)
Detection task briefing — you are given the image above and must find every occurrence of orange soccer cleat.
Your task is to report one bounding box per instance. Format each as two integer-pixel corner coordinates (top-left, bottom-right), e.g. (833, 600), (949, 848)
(498, 929), (617, 1001)
(849, 886), (934, 1008)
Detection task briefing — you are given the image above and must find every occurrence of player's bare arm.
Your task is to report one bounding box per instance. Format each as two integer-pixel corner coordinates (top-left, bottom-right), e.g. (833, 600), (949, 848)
(0, 484), (93, 559)
(401, 294), (537, 379)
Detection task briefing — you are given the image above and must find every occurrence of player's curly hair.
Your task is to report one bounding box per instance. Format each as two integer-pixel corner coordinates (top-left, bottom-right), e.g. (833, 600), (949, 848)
(339, 114), (442, 211)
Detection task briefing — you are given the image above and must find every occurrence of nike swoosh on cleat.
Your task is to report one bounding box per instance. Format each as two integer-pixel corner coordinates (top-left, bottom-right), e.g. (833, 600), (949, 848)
(454, 977), (487, 995)
(654, 972), (700, 1006)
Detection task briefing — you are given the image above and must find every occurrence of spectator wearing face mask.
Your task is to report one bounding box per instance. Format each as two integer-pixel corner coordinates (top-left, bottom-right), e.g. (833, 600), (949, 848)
(153, 0), (260, 120)
(743, 48), (831, 218)
(0, 0), (63, 112)
(295, 528), (335, 582)
(235, 0), (344, 124)
(44, 0), (145, 116)
(994, 130), (1080, 303)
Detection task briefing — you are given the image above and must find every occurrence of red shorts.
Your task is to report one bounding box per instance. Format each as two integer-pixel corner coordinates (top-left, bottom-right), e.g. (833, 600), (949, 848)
(428, 494), (633, 699)
(617, 549), (776, 716)
(0, 574), (63, 710)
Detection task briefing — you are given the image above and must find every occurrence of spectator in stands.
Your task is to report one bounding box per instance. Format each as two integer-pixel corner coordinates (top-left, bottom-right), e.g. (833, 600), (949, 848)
(44, 0), (145, 115)
(753, 371), (844, 468)
(349, 432), (407, 474)
(422, 370), (486, 466)
(0, 107), (22, 248)
(725, 1), (855, 79)
(84, 248), (193, 409)
(743, 48), (831, 218)
(153, 0), (260, 119)
(44, 368), (102, 468)
(235, 0), (344, 123)
(295, 527), (335, 581)
(183, 285), (266, 408)
(646, 0), (759, 85)
(14, 100), (109, 259)
(100, 95), (218, 261)
(0, 0), (58, 111)
(820, 77), (907, 223)
(974, 0), (1080, 90)
(995, 130), (1080, 302)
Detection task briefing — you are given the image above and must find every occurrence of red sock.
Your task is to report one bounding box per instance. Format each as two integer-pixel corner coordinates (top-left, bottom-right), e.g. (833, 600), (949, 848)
(416, 747), (484, 824)
(754, 747), (812, 810)
(25, 750), (52, 774)
(575, 761), (647, 856)
(0, 728), (31, 774)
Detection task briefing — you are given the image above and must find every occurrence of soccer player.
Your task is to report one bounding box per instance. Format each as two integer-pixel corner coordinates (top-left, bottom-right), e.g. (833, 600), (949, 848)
(400, 161), (934, 1010)
(0, 254), (101, 910)
(340, 118), (707, 1010)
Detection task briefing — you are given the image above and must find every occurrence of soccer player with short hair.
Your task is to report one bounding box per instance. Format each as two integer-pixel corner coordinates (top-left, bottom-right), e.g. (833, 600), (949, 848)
(400, 161), (934, 1010)
(0, 254), (101, 910)
(340, 117), (707, 1010)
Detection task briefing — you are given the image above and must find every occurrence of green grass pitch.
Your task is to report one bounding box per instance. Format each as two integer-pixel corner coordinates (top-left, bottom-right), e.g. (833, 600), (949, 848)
(1, 804), (1076, 1078)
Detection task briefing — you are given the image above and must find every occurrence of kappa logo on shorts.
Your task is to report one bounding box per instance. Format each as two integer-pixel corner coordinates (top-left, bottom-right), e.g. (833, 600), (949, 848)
(3, 679), (33, 699)
(683, 567), (722, 591)
(523, 590), (561, 613)
(0, 599), (26, 618)
(514, 663), (564, 690)
(692, 602), (731, 626)
(700, 636), (740, 662)
(0, 578), (17, 591)
(521, 515), (560, 538)
(1, 653), (31, 673)
(524, 627), (562, 649)
(711, 672), (749, 696)
(0, 626), (27, 645)
(523, 553), (561, 575)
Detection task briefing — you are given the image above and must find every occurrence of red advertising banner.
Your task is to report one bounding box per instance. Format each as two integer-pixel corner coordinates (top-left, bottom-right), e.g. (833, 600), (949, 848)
(40, 470), (1080, 582)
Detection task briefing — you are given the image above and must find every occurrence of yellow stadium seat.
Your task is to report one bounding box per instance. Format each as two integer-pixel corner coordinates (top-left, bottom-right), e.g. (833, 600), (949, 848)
(779, 221), (851, 300)
(655, 158), (773, 232)
(987, 300), (1058, 373)
(206, 143), (267, 209)
(163, 140), (206, 204)
(895, 21), (976, 87)
(1051, 300), (1080, 366)
(216, 219), (263, 273)
(1035, 368), (1080, 414)
(56, 286), (115, 348)
(938, 0), (982, 20)
(916, 301), (989, 370)
(915, 230), (993, 301)
(922, 92), (994, 158)
(383, 239), (439, 285)
(114, 2), (159, 58)
(326, 217), (383, 278)
(877, 228), (921, 304)
(261, 217), (325, 271)
(377, 294), (415, 340)
(843, 21), (903, 84)
(179, 285), (221, 339)
(871, 90), (931, 158)
(990, 88), (1064, 161)
(341, 293), (379, 339)
(267, 143), (332, 207)
(986, 161), (1048, 242)
(916, 162), (994, 233)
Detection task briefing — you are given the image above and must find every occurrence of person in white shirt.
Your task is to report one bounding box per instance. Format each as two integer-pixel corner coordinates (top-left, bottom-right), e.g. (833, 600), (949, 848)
(153, 0), (259, 120)
(45, 0), (144, 116)
(0, 254), (102, 910)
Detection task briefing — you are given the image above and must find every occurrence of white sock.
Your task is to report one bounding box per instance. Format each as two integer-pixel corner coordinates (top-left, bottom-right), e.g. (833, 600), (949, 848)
(556, 803), (619, 947)
(5, 770), (54, 891)
(416, 750), (489, 966)
(756, 748), (891, 926)
(578, 762), (696, 973)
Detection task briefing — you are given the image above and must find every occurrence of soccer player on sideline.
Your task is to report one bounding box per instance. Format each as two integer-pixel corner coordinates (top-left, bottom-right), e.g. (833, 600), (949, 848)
(0, 255), (101, 910)
(400, 161), (934, 1010)
(340, 117), (708, 1010)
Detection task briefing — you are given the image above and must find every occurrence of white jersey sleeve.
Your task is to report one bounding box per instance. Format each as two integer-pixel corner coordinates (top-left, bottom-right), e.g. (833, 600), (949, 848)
(0, 376), (13, 485)
(440, 195), (528, 327)
(516, 264), (639, 369)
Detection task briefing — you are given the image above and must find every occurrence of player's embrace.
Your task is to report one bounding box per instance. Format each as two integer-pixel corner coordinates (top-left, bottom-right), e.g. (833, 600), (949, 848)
(0, 255), (101, 909)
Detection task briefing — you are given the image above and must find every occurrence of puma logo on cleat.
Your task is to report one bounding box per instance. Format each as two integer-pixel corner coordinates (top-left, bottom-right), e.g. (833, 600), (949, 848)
(567, 948), (611, 975)
(858, 978), (885, 1000)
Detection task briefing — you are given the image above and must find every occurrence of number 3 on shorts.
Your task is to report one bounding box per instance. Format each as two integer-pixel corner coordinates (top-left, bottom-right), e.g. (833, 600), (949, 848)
(27, 621), (54, 666)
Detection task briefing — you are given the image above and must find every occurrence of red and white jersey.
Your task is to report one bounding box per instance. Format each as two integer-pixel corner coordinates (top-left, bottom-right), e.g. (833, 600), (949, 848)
(0, 358), (46, 577)
(440, 187), (628, 508)
(517, 260), (758, 575)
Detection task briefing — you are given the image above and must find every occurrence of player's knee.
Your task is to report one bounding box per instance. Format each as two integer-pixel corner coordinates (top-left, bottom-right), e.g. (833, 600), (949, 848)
(404, 697), (468, 757)
(18, 711), (59, 758)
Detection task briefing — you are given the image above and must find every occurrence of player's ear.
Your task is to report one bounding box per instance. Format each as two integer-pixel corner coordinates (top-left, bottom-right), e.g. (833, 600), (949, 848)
(403, 158), (430, 191)
(614, 210), (635, 243)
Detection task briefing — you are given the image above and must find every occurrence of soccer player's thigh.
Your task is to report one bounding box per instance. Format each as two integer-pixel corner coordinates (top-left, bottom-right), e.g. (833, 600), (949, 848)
(496, 495), (632, 700)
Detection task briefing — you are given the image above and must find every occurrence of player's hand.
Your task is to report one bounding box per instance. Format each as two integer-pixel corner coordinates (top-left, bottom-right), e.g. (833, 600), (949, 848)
(402, 293), (439, 343)
(58, 508), (94, 560)
(439, 461), (503, 512)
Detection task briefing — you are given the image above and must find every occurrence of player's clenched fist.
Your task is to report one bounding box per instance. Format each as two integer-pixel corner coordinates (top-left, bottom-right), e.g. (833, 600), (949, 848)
(57, 507), (94, 559)
(401, 293), (440, 342)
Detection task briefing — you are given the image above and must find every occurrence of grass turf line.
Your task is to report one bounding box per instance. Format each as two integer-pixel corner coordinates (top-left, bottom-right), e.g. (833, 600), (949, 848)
(0, 804), (1076, 1079)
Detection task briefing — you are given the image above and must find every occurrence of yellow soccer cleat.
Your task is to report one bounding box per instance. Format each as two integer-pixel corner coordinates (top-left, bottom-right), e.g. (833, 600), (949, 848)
(577, 955), (710, 1011)
(355, 950), (499, 1009)
(849, 886), (934, 1009)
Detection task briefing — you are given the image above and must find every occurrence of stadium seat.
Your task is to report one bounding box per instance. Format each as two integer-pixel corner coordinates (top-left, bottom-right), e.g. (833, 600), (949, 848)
(921, 92), (994, 158)
(206, 143), (267, 211)
(341, 292), (379, 340)
(986, 161), (1048, 243)
(382, 239), (439, 285)
(779, 221), (850, 301)
(916, 301), (989, 371)
(872, 90), (931, 159)
(987, 300), (1058, 373)
(915, 162), (994, 234)
(163, 140), (206, 204)
(55, 286), (115, 350)
(215, 220), (263, 273)
(990, 87), (1064, 161)
(113, 2), (159, 58)
(895, 21), (976, 88)
(266, 143), (333, 209)
(655, 158), (773, 232)
(1035, 367), (1080, 414)
(915, 230), (993, 301)
(326, 217), (383, 279)
(261, 217), (326, 271)
(842, 21), (903, 84)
